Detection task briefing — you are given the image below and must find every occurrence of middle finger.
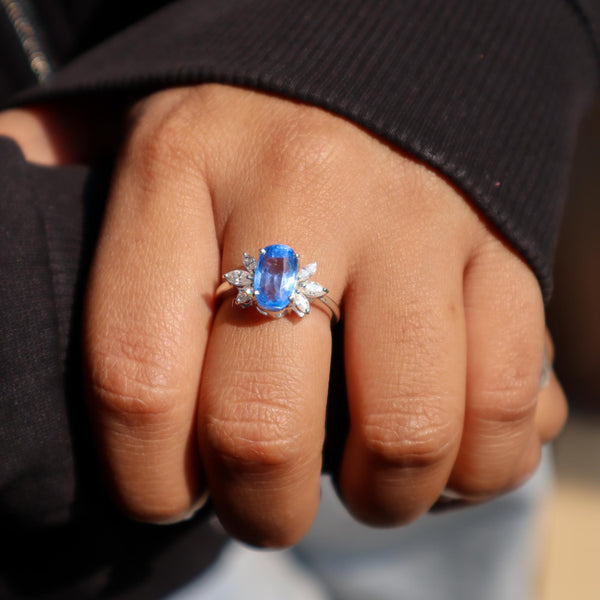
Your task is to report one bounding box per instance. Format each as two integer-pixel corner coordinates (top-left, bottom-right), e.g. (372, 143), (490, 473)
(339, 221), (468, 525)
(198, 215), (345, 547)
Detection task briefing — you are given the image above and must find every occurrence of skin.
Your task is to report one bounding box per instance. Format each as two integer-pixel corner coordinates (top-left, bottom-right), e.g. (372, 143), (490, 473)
(0, 84), (567, 547)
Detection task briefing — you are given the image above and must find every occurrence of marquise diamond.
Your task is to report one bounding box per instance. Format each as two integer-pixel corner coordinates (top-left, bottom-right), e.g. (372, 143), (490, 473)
(243, 253), (257, 273)
(225, 269), (253, 286)
(235, 286), (254, 304)
(299, 281), (328, 298)
(297, 262), (317, 282)
(292, 292), (310, 316)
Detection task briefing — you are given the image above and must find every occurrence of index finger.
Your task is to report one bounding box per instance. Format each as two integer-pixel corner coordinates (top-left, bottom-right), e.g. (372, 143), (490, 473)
(83, 111), (218, 522)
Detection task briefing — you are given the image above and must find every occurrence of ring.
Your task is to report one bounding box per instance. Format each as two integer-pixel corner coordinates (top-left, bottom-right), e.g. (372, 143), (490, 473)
(218, 244), (340, 323)
(538, 343), (552, 391)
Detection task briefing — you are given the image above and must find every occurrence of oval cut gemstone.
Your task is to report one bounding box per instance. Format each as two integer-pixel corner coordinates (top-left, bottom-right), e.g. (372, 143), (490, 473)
(254, 244), (298, 312)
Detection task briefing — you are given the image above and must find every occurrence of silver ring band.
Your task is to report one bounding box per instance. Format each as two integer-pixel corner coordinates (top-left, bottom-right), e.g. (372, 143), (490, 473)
(538, 343), (552, 391)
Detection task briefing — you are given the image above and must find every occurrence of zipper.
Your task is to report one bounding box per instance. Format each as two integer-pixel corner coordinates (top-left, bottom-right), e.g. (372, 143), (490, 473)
(1, 0), (54, 82)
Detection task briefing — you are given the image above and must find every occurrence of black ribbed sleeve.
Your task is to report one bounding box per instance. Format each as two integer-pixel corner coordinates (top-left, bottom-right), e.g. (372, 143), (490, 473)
(13, 0), (600, 299)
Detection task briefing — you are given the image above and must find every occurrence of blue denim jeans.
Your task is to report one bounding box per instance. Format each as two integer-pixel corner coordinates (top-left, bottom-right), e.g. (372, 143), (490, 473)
(167, 448), (552, 600)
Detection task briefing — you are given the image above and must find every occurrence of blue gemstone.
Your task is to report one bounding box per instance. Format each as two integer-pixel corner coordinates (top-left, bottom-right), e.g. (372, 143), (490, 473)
(254, 244), (298, 312)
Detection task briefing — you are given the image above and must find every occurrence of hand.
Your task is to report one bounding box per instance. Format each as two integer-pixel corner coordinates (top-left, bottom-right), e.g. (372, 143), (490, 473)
(0, 85), (567, 547)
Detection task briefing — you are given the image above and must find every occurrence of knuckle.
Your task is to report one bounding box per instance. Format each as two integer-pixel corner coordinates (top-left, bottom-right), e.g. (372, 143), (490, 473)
(360, 396), (459, 470)
(202, 372), (311, 472)
(258, 110), (348, 189)
(476, 366), (539, 425)
(204, 407), (304, 472)
(127, 95), (206, 182)
(134, 113), (193, 170)
(88, 330), (182, 419)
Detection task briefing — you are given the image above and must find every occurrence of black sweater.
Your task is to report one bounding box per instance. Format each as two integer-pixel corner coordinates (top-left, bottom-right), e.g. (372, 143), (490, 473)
(0, 1), (598, 598)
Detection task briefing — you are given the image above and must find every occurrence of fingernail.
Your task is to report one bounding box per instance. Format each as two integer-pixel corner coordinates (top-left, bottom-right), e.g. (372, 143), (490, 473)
(146, 491), (211, 526)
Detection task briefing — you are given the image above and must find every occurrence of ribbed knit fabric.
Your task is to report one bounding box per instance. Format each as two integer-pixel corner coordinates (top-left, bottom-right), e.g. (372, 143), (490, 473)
(11, 0), (600, 300)
(572, 0), (600, 54)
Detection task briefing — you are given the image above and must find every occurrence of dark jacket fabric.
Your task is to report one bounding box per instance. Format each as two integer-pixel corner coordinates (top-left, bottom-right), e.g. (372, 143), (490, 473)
(0, 1), (598, 598)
